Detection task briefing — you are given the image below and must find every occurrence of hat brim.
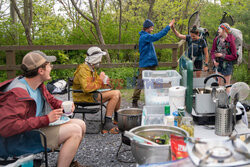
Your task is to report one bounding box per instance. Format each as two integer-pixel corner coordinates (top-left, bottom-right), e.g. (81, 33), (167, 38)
(46, 55), (57, 63)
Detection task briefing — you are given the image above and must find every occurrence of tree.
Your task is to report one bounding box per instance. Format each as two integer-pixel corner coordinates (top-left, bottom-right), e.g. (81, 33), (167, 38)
(10, 0), (33, 45)
(70, 0), (111, 62)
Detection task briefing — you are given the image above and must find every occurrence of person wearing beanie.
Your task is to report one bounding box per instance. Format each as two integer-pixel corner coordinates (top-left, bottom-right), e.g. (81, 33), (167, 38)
(0, 50), (86, 167)
(211, 23), (237, 92)
(73, 46), (121, 134)
(132, 18), (175, 108)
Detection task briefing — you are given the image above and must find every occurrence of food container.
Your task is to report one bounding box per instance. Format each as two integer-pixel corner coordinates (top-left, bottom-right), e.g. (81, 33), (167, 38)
(128, 125), (189, 165)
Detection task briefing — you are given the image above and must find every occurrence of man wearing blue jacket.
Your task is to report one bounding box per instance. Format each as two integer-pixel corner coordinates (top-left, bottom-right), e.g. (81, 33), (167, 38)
(132, 19), (175, 107)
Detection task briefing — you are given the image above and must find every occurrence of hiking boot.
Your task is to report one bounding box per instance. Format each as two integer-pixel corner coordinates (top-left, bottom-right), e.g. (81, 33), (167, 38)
(132, 101), (139, 108)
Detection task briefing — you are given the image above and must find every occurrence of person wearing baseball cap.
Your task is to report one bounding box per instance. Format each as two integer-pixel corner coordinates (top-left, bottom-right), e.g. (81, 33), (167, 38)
(0, 50), (86, 167)
(73, 46), (121, 134)
(132, 18), (175, 107)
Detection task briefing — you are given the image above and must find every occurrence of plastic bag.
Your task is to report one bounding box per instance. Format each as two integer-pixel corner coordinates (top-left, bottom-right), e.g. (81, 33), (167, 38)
(170, 134), (188, 160)
(46, 79), (67, 94)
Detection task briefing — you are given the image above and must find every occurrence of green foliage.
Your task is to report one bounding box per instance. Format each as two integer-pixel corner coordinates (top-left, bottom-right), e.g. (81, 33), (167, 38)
(0, 0), (249, 84)
(233, 64), (250, 84)
(98, 67), (136, 89)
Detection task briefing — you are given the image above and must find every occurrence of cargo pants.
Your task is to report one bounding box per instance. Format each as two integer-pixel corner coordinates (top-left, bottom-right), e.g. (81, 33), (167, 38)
(132, 66), (157, 102)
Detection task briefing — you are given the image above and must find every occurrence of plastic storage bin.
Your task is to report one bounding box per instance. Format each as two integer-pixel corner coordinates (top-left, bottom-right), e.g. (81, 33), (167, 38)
(141, 105), (165, 125)
(142, 70), (182, 106)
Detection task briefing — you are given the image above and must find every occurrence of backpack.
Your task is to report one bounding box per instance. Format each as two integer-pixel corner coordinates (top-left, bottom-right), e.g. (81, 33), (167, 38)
(187, 38), (205, 61)
(198, 27), (209, 44)
(46, 79), (67, 94)
(216, 28), (243, 65)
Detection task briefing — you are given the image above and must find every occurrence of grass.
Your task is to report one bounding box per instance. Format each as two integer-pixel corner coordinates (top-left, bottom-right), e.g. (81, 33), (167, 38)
(120, 89), (145, 103)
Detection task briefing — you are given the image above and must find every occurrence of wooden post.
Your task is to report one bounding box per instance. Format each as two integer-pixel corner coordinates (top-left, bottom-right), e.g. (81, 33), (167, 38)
(6, 50), (16, 79)
(248, 49), (250, 70)
(172, 48), (178, 68)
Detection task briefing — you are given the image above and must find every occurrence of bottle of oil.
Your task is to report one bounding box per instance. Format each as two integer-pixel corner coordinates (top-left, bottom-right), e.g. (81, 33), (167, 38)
(180, 117), (194, 137)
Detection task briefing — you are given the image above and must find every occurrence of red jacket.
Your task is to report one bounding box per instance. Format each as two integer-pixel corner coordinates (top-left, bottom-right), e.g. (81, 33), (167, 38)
(0, 77), (62, 137)
(211, 34), (237, 61)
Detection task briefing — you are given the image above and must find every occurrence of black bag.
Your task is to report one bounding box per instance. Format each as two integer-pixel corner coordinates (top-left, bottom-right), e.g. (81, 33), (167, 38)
(46, 79), (67, 94)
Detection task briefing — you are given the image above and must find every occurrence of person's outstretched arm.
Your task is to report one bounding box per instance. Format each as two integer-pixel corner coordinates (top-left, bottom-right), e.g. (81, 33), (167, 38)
(144, 19), (175, 42)
(171, 24), (186, 40)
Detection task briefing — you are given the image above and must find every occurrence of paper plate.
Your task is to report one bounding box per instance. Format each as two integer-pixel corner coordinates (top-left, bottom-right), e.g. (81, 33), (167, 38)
(49, 115), (70, 126)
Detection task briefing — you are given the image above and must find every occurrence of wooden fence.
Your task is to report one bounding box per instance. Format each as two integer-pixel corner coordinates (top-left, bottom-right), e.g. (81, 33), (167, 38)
(0, 41), (185, 79)
(0, 41), (249, 80)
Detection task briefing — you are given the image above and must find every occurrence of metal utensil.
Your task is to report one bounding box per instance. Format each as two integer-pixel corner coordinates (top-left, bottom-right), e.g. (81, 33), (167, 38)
(217, 91), (228, 108)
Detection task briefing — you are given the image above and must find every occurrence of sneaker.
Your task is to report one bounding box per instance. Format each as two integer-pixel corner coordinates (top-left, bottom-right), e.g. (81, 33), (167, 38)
(70, 161), (87, 167)
(132, 101), (139, 108)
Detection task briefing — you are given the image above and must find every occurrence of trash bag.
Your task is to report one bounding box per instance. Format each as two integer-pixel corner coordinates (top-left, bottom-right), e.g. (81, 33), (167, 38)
(46, 79), (67, 94)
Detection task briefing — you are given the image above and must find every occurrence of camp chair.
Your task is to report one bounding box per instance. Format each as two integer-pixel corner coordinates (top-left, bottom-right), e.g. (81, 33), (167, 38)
(0, 130), (49, 167)
(67, 77), (105, 133)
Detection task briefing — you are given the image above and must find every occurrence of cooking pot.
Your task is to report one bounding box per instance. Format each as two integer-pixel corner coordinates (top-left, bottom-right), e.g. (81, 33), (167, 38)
(195, 74), (226, 115)
(128, 125), (189, 165)
(117, 108), (142, 132)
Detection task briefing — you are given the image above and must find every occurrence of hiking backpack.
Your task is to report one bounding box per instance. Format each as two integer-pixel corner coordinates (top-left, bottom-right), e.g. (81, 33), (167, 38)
(216, 28), (243, 65)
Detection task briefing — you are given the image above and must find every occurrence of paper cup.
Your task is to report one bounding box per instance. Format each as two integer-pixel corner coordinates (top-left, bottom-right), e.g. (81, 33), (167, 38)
(62, 101), (73, 114)
(103, 75), (109, 84)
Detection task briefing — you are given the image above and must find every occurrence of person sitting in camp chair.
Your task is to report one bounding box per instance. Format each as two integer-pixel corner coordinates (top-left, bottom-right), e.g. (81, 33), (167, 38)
(73, 46), (121, 134)
(0, 51), (86, 167)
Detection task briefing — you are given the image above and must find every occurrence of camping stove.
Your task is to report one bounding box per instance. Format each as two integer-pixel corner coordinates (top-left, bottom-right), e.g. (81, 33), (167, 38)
(187, 137), (250, 166)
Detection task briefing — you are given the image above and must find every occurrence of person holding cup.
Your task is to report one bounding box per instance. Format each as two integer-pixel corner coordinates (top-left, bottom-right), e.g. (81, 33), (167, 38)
(0, 51), (86, 167)
(73, 46), (121, 134)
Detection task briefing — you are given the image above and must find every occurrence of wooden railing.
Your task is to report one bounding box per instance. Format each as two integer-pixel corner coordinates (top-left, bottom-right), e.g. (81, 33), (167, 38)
(0, 42), (185, 79)
(0, 41), (249, 80)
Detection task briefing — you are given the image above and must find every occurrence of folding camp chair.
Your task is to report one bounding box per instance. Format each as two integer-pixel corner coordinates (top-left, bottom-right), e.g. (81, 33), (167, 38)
(0, 130), (49, 167)
(67, 77), (105, 133)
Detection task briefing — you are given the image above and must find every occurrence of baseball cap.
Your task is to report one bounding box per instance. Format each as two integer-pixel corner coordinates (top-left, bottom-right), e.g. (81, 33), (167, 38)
(22, 50), (57, 71)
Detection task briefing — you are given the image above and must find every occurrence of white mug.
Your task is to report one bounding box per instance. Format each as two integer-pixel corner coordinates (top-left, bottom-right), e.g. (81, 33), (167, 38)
(62, 101), (73, 114)
(103, 75), (109, 84)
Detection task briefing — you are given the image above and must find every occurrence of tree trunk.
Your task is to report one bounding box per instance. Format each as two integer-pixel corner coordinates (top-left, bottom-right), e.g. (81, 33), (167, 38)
(147, 0), (155, 20)
(10, 0), (18, 44)
(70, 0), (111, 62)
(10, 0), (33, 45)
(117, 0), (122, 60)
(179, 0), (190, 34)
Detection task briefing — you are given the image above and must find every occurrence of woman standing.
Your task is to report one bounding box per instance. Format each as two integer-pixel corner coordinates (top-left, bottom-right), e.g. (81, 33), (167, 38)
(210, 23), (237, 88)
(171, 25), (209, 77)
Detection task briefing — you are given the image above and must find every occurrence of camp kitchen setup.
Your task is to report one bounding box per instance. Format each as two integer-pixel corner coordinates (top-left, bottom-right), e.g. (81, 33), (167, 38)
(115, 62), (250, 166)
(114, 11), (250, 166)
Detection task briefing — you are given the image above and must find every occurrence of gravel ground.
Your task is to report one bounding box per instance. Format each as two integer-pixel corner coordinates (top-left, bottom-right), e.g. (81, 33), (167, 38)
(39, 93), (144, 167)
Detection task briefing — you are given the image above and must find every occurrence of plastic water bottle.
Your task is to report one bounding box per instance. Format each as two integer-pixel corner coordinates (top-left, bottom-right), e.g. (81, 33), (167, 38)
(164, 105), (174, 126)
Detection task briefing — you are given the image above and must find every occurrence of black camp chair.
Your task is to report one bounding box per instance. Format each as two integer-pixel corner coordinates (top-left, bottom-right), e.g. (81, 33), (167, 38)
(67, 77), (105, 133)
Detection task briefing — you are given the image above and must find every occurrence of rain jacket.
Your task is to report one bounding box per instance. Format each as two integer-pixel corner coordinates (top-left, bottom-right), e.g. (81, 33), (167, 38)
(0, 76), (62, 158)
(138, 25), (170, 68)
(211, 34), (237, 61)
(73, 63), (103, 102)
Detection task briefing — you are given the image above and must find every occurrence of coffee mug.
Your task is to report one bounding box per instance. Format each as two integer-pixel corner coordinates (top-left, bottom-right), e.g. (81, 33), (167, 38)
(103, 75), (109, 84)
(62, 101), (73, 115)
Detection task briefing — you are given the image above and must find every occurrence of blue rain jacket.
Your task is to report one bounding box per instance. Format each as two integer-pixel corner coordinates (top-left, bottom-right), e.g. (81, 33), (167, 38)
(138, 25), (170, 68)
